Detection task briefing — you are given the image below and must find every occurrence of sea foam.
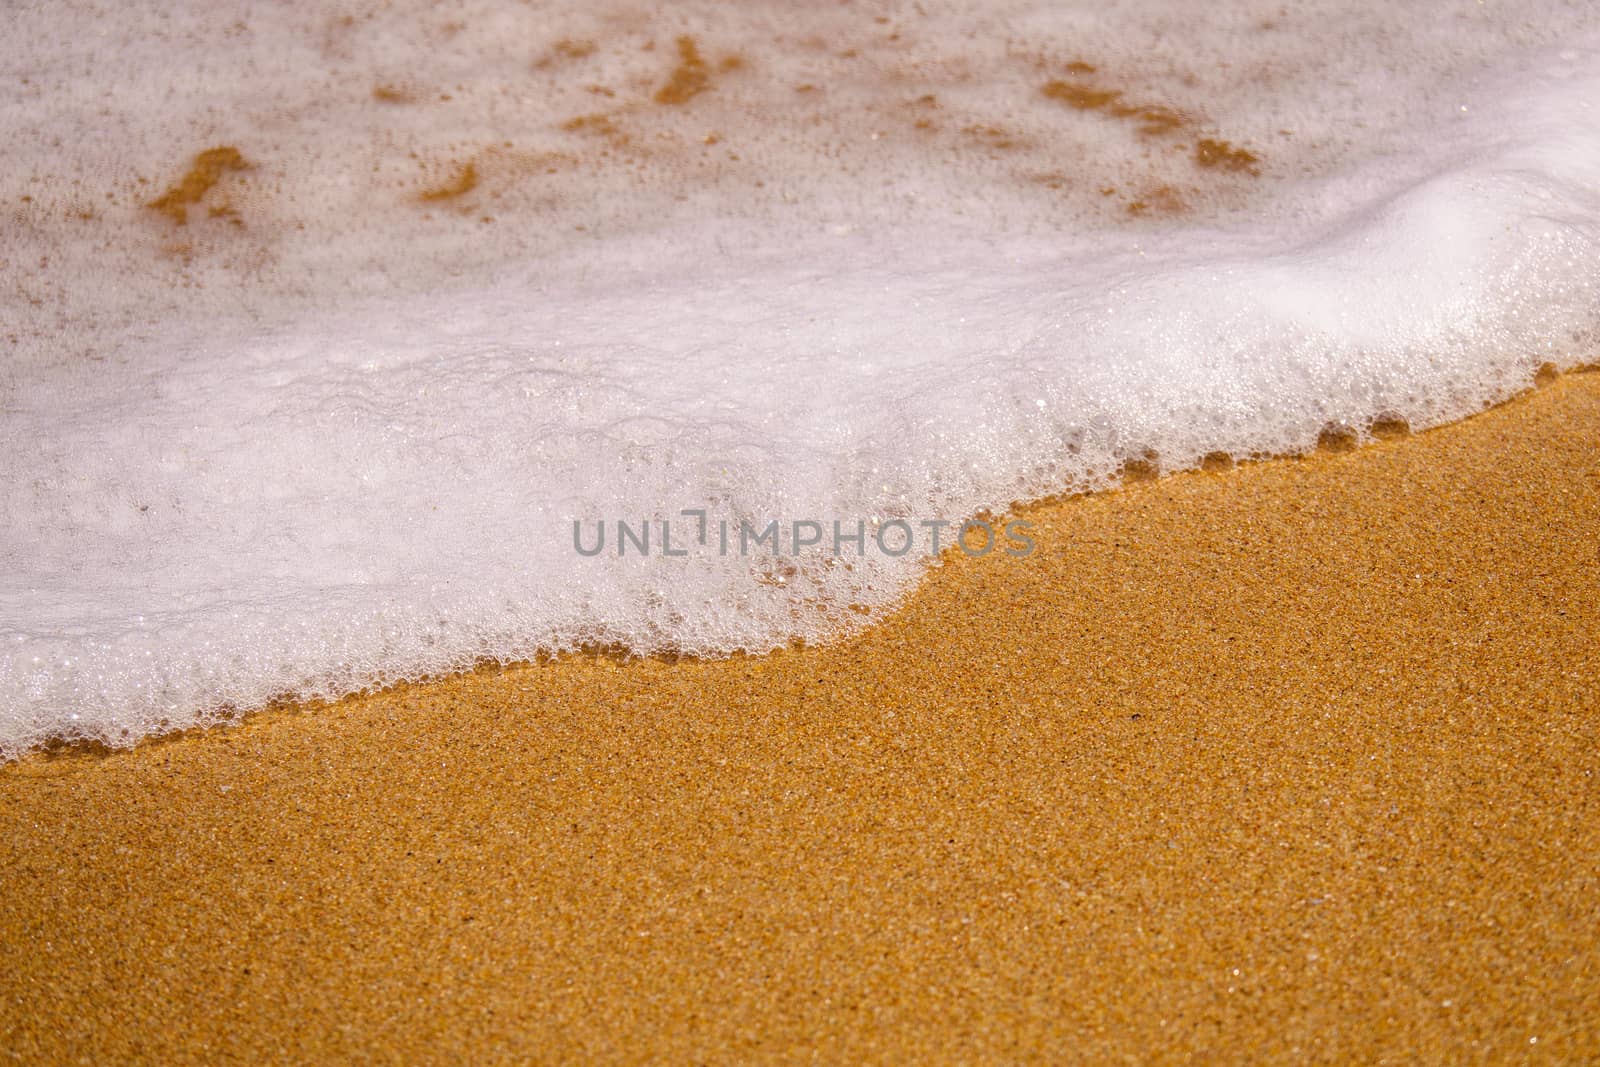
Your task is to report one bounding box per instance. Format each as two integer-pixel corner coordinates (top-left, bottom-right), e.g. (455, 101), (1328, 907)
(3, 1), (1599, 755)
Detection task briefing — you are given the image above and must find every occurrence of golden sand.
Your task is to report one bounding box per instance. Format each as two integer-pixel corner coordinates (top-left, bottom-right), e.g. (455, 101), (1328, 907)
(3, 375), (1598, 1063)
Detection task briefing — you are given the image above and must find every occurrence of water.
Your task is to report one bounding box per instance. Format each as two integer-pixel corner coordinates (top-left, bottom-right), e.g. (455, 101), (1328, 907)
(3, 0), (1598, 756)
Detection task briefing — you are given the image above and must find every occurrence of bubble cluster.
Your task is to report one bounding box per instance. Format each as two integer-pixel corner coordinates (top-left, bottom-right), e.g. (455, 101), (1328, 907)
(2, 2), (1598, 756)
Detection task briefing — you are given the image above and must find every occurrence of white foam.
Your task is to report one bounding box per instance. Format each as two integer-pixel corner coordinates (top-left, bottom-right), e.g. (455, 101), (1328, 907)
(3, 2), (1599, 755)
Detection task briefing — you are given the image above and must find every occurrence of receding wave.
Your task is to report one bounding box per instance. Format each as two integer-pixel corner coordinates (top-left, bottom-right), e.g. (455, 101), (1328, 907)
(3, 1), (1598, 755)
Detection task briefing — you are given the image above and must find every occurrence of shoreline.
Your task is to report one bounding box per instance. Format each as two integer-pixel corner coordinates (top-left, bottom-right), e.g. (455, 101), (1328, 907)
(3, 371), (1598, 1062)
(10, 366), (1594, 770)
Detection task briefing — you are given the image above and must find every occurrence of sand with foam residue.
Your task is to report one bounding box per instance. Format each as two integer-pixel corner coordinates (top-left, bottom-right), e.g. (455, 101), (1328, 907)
(3, 373), (1597, 1063)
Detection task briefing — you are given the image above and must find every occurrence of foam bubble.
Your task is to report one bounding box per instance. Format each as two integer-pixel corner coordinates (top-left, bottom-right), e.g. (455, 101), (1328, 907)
(3, 2), (1599, 755)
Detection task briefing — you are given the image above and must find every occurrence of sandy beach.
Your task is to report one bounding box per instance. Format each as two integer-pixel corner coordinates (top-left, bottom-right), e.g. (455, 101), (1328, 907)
(2, 371), (1597, 1063)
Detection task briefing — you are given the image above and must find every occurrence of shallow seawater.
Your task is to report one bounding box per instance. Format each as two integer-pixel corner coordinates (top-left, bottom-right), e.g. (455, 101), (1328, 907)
(2, 1), (1599, 755)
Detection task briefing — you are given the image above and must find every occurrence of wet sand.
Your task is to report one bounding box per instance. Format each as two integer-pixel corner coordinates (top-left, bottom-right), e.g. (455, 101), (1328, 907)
(3, 373), (1598, 1064)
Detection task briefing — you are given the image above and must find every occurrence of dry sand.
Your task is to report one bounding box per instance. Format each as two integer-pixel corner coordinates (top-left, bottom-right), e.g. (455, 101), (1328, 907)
(3, 373), (1598, 1064)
